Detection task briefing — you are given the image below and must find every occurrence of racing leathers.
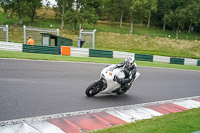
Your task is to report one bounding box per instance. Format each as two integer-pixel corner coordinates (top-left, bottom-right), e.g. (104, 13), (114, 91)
(115, 61), (137, 91)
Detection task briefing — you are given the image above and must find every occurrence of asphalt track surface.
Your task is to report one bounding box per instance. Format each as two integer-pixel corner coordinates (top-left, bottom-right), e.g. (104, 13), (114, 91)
(0, 58), (200, 121)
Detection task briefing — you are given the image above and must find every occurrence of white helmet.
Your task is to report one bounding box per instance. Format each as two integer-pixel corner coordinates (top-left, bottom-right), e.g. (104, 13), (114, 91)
(125, 56), (135, 68)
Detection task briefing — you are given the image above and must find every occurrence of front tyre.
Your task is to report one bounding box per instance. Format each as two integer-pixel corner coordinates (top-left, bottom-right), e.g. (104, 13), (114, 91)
(85, 82), (101, 97)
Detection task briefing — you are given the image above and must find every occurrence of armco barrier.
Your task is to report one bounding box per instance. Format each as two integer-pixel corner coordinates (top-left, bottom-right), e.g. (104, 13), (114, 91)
(71, 47), (89, 57)
(113, 51), (135, 59)
(153, 55), (170, 63)
(170, 57), (184, 65)
(135, 54), (153, 62)
(184, 58), (198, 66)
(89, 49), (113, 58)
(0, 41), (22, 52)
(23, 44), (60, 55)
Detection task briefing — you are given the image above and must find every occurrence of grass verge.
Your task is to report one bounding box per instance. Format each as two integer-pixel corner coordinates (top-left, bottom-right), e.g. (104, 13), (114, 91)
(0, 50), (200, 71)
(89, 108), (200, 133)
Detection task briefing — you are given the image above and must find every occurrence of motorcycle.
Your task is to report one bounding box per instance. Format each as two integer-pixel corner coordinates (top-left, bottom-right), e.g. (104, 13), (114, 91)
(85, 64), (140, 97)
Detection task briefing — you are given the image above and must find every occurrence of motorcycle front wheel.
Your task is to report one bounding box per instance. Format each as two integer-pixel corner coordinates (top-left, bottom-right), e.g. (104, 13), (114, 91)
(85, 82), (101, 97)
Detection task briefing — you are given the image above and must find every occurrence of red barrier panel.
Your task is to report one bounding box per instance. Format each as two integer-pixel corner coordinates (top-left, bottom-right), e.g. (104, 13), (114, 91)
(193, 98), (200, 102)
(48, 117), (81, 133)
(48, 112), (125, 133)
(145, 103), (188, 115)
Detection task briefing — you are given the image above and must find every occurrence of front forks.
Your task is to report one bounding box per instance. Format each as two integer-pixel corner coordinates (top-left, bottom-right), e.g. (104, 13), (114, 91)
(95, 78), (107, 91)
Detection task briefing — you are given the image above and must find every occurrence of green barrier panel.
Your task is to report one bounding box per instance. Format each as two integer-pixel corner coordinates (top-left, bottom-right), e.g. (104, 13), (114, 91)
(89, 49), (113, 58)
(135, 54), (153, 62)
(170, 58), (184, 65)
(58, 38), (72, 46)
(23, 44), (60, 55)
(197, 60), (200, 66)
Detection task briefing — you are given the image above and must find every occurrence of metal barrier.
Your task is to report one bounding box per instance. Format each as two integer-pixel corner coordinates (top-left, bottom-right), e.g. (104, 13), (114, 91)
(0, 41), (22, 52)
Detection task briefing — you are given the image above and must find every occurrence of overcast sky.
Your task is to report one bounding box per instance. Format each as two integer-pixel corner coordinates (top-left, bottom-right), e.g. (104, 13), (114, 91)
(42, 0), (57, 6)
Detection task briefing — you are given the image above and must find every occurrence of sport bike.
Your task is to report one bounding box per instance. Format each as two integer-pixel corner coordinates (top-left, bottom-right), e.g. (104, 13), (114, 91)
(85, 64), (140, 97)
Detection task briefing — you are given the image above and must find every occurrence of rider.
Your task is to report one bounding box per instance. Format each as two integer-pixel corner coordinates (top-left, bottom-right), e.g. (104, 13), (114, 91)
(115, 56), (137, 92)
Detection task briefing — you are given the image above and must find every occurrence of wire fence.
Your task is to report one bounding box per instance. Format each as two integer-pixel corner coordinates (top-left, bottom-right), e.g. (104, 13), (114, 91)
(23, 26), (59, 44)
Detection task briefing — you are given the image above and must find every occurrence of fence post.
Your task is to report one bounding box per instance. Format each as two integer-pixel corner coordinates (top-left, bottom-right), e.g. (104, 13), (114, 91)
(92, 29), (96, 49)
(57, 29), (59, 36)
(79, 29), (83, 39)
(6, 25), (8, 42)
(24, 25), (26, 44)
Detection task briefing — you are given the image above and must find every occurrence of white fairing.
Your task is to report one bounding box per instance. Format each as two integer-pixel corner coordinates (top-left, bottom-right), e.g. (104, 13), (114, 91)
(99, 65), (123, 94)
(99, 64), (140, 94)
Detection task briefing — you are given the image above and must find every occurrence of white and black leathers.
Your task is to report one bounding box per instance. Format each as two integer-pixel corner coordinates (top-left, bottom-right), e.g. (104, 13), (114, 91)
(115, 61), (137, 90)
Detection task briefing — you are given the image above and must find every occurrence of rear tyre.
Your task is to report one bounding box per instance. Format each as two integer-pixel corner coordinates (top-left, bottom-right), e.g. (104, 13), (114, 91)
(85, 82), (101, 97)
(116, 89), (127, 95)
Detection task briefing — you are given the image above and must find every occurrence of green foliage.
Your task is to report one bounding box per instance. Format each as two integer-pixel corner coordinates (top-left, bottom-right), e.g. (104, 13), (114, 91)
(1, 0), (200, 34)
(28, 0), (42, 21)
(157, 0), (200, 37)
(0, 0), (42, 24)
(103, 0), (120, 22)
(102, 0), (200, 34)
(54, 0), (100, 32)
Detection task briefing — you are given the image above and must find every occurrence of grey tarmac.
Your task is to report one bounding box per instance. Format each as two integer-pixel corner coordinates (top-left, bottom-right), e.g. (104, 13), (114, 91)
(0, 58), (200, 121)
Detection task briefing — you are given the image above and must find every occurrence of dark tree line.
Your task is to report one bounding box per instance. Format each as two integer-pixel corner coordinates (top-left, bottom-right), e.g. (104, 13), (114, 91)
(0, 0), (42, 23)
(1, 0), (200, 37)
(99, 0), (200, 37)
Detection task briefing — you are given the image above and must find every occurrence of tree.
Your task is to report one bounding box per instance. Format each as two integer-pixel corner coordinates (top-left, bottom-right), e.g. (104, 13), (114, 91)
(61, 0), (65, 29)
(143, 0), (158, 28)
(157, 0), (174, 31)
(164, 0), (200, 38)
(102, 0), (129, 27)
(0, 0), (14, 18)
(119, 0), (129, 28)
(103, 0), (119, 24)
(169, 0), (188, 38)
(28, 0), (42, 22)
(55, 0), (74, 29)
(184, 0), (200, 33)
(0, 0), (42, 24)
(129, 0), (146, 34)
(63, 0), (100, 33)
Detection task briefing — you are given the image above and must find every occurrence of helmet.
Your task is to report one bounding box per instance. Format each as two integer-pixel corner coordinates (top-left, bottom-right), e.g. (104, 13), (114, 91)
(125, 56), (135, 68)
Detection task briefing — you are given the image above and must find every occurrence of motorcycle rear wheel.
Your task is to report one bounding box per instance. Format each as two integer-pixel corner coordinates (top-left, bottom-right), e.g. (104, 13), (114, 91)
(116, 89), (127, 95)
(85, 82), (101, 97)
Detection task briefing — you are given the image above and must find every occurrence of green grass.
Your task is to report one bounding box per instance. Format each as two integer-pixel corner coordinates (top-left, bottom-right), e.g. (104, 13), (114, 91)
(0, 50), (200, 71)
(89, 108), (200, 133)
(82, 22), (200, 40)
